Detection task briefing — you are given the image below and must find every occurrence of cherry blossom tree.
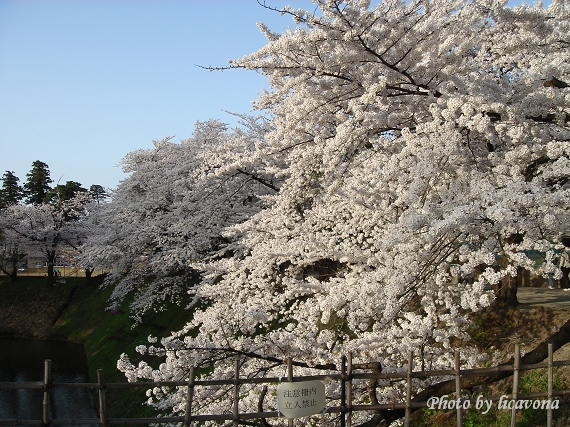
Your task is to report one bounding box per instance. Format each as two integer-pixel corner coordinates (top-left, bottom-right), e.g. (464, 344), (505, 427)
(0, 193), (94, 284)
(81, 117), (278, 318)
(0, 227), (28, 281)
(113, 1), (570, 425)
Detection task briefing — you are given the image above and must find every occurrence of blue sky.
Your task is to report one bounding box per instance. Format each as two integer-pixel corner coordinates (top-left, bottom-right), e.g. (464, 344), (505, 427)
(0, 0), (547, 190)
(0, 0), (310, 190)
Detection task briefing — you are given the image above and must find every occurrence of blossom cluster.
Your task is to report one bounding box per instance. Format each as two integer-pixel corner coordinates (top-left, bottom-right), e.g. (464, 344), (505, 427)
(77, 1), (570, 425)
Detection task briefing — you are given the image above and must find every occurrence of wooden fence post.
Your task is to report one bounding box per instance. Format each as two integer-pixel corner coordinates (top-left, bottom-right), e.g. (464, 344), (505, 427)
(287, 358), (294, 427)
(98, 369), (107, 427)
(42, 359), (51, 427)
(347, 353), (353, 427)
(404, 351), (413, 427)
(455, 351), (462, 427)
(233, 358), (240, 427)
(11, 346), (570, 427)
(184, 366), (196, 427)
(341, 355), (347, 427)
(547, 343), (553, 427)
(510, 344), (520, 427)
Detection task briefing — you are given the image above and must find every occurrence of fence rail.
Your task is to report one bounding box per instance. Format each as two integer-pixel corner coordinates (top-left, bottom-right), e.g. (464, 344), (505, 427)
(1, 343), (569, 426)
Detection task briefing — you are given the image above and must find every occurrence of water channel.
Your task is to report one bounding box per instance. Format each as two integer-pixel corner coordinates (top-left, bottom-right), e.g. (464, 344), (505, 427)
(0, 336), (98, 426)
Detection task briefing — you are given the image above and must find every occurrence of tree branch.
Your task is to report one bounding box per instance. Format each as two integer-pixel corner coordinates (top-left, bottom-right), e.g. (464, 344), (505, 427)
(236, 169), (279, 192)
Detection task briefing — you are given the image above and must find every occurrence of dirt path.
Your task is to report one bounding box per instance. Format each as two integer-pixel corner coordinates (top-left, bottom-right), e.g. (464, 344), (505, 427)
(517, 286), (570, 310)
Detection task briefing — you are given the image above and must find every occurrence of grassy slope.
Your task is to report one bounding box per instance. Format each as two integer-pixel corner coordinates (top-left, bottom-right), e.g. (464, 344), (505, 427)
(0, 275), (78, 338)
(411, 304), (570, 427)
(412, 368), (570, 427)
(52, 277), (194, 419)
(6, 275), (570, 425)
(0, 275), (193, 420)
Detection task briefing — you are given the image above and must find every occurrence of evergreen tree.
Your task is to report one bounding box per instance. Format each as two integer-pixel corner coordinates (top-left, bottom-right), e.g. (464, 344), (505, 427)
(23, 160), (52, 205)
(0, 171), (24, 208)
(45, 180), (87, 206)
(89, 184), (109, 204)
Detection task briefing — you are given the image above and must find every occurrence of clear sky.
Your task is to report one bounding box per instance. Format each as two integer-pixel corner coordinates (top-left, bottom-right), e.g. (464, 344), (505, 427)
(0, 0), (310, 190)
(0, 0), (546, 191)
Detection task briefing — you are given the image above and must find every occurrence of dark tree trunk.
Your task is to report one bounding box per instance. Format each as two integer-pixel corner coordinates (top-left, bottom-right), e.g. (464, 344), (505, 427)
(493, 247), (522, 307)
(492, 241), (521, 307)
(47, 263), (54, 285)
(9, 264), (17, 282)
(492, 271), (519, 306)
(1, 265), (18, 282)
(46, 250), (57, 285)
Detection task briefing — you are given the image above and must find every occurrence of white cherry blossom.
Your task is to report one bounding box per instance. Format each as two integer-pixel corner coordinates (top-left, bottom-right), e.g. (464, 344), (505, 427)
(97, 1), (570, 425)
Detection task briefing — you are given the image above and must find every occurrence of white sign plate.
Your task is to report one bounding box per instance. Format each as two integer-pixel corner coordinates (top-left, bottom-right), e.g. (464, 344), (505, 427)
(276, 380), (326, 419)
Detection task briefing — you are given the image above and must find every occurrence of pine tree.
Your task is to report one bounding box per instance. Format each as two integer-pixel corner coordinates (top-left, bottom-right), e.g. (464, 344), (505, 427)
(0, 171), (24, 208)
(23, 160), (53, 205)
(89, 184), (109, 204)
(45, 180), (87, 206)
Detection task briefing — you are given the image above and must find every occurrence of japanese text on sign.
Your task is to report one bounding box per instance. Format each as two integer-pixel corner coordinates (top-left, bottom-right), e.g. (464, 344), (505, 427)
(276, 380), (326, 418)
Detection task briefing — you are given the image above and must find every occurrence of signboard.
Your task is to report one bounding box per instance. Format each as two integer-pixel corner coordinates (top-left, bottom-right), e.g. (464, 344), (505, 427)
(276, 380), (326, 419)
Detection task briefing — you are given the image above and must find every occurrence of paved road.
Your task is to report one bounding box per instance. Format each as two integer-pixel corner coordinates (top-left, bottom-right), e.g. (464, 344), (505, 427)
(517, 286), (570, 310)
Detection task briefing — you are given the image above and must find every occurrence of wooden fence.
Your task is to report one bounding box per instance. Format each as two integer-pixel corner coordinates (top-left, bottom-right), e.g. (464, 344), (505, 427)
(2, 343), (570, 427)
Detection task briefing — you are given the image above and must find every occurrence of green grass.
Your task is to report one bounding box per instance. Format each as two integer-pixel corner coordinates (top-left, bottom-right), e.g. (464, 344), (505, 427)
(412, 369), (570, 427)
(49, 276), (195, 420)
(0, 274), (74, 303)
(0, 275), (80, 337)
(11, 275), (570, 425)
(1, 274), (195, 421)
